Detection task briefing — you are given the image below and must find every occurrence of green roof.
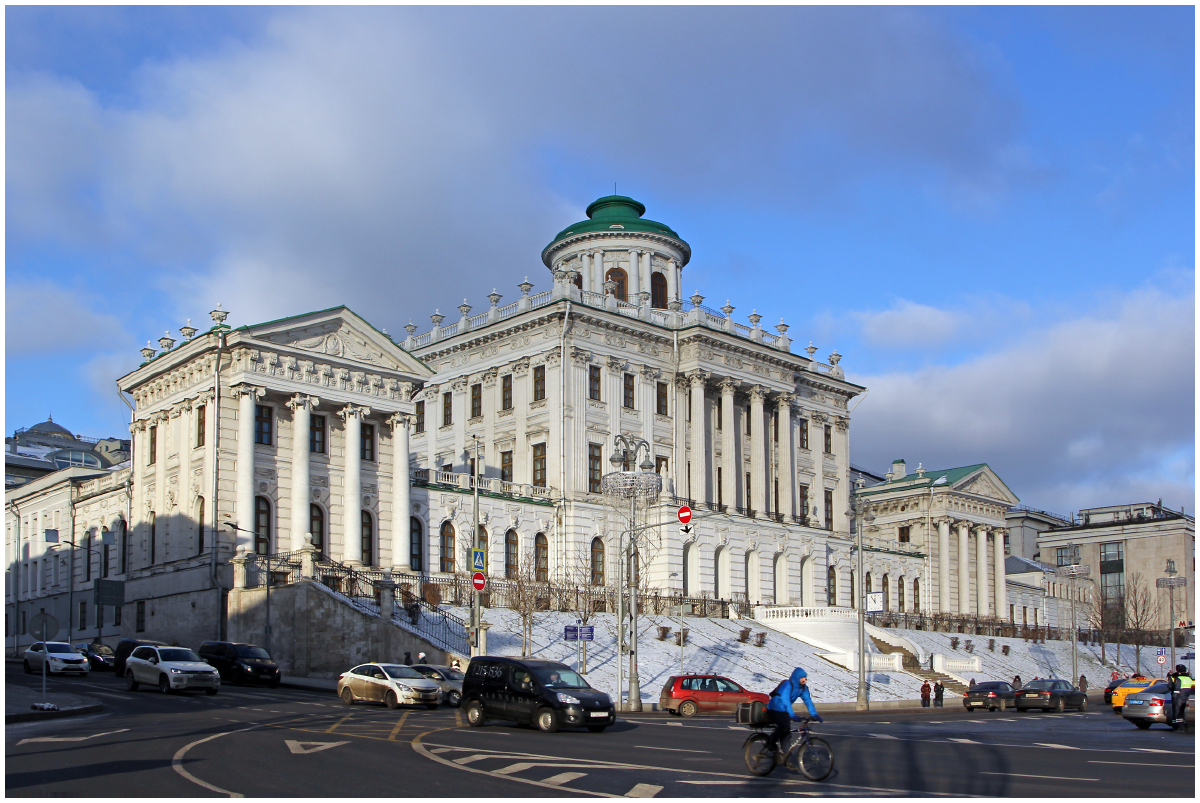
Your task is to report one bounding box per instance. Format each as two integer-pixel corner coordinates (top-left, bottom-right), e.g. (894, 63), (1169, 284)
(857, 463), (990, 495)
(542, 195), (688, 262)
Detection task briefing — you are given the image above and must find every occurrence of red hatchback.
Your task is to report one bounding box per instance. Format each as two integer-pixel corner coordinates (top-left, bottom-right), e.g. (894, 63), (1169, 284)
(659, 674), (769, 717)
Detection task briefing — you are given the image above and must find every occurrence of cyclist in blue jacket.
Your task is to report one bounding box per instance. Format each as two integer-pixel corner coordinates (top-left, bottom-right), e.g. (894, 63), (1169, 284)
(766, 667), (822, 760)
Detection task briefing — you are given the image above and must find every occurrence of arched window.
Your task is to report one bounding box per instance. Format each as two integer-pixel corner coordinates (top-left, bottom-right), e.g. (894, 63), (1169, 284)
(196, 497), (206, 557)
(439, 521), (455, 573)
(912, 579), (920, 612)
(605, 268), (628, 302)
(882, 573), (890, 611)
(254, 497), (271, 555)
(897, 577), (905, 612)
(590, 537), (605, 586)
(534, 533), (548, 582)
(828, 565), (838, 606)
(477, 525), (487, 551)
(651, 272), (668, 309)
(573, 273), (583, 290)
(505, 529), (519, 579)
(85, 528), (93, 581)
(773, 554), (788, 606)
(149, 512), (157, 564)
(361, 511), (374, 565)
(865, 572), (873, 594)
(101, 527), (110, 579)
(310, 504), (325, 551)
(410, 517), (424, 571)
(713, 546), (723, 599)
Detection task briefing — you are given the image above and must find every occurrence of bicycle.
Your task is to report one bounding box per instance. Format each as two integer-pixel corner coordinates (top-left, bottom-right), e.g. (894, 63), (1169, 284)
(742, 717), (834, 780)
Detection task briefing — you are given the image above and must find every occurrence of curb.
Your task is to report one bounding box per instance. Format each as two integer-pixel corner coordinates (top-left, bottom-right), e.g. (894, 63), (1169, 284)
(6, 704), (104, 724)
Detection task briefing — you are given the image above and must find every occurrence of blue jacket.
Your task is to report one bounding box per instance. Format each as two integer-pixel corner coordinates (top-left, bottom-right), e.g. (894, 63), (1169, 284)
(767, 667), (818, 717)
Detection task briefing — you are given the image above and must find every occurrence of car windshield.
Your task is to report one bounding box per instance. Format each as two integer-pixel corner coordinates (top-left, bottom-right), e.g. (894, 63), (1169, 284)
(46, 643), (76, 655)
(1120, 679), (1151, 688)
(91, 644), (114, 655)
(532, 665), (590, 689)
(1023, 680), (1055, 690)
(159, 649), (202, 662)
(235, 645), (272, 659)
(382, 665), (424, 679)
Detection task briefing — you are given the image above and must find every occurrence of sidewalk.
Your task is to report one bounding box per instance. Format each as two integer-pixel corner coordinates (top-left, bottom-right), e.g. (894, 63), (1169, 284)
(6, 683), (104, 724)
(280, 675), (338, 693)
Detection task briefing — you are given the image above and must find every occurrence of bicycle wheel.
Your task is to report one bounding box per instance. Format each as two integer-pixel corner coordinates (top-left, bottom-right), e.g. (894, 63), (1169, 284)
(743, 733), (776, 777)
(796, 736), (834, 781)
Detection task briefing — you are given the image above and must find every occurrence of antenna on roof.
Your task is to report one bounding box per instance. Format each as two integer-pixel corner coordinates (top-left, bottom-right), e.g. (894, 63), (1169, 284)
(614, 182), (617, 195)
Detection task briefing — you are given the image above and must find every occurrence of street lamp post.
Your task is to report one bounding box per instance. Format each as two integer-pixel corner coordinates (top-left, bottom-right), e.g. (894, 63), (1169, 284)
(1057, 548), (1090, 688)
(849, 480), (874, 712)
(1157, 559), (1187, 671)
(227, 523), (272, 655)
(601, 434), (661, 713)
(470, 434), (483, 658)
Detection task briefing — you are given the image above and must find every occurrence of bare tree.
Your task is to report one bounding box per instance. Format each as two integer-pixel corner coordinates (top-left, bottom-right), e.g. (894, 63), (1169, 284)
(1086, 583), (1114, 666)
(551, 540), (609, 673)
(505, 546), (549, 657)
(1122, 573), (1161, 676)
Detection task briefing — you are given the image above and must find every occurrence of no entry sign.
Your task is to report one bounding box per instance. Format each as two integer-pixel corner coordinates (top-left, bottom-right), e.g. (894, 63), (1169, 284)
(472, 572), (487, 592)
(678, 506), (692, 524)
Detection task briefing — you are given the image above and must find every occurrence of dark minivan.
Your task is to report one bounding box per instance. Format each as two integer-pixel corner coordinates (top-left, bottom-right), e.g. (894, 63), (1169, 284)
(198, 641), (282, 687)
(462, 657), (615, 733)
(113, 638), (167, 677)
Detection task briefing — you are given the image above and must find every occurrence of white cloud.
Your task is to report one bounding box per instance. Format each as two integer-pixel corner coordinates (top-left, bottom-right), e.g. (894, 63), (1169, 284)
(855, 300), (965, 348)
(5, 282), (135, 356)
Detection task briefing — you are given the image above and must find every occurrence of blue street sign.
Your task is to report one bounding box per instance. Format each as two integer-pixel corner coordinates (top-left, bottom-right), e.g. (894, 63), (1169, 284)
(1157, 647), (1167, 656)
(579, 625), (594, 641)
(564, 625), (579, 641)
(472, 549), (486, 572)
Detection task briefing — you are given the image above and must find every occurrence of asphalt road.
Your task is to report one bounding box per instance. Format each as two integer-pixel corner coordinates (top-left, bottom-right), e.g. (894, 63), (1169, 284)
(6, 664), (1194, 797)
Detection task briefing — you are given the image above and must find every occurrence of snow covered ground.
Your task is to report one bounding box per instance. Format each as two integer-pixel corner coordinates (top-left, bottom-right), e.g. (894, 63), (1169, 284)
(455, 607), (1172, 706)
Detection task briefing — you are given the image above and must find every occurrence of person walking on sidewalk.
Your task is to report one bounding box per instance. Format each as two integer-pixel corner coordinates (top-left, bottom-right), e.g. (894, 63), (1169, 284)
(1012, 674), (1022, 690)
(920, 681), (931, 708)
(1079, 674), (1088, 693)
(934, 681), (945, 707)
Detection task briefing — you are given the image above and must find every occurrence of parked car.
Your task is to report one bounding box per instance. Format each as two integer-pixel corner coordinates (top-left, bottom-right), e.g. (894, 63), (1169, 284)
(24, 642), (90, 675)
(337, 663), (442, 709)
(410, 664), (464, 707)
(113, 638), (167, 676)
(197, 641), (282, 687)
(659, 674), (770, 717)
(462, 656), (615, 733)
(125, 645), (221, 695)
(1103, 677), (1127, 705)
(1111, 678), (1165, 712)
(963, 680), (1017, 711)
(1015, 678), (1088, 712)
(74, 642), (116, 671)
(1120, 682), (1173, 729)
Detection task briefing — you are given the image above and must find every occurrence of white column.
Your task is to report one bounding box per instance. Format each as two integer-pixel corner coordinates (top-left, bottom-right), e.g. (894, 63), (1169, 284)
(688, 371), (708, 505)
(154, 411), (168, 558)
(749, 386), (767, 515)
(957, 521), (970, 614)
(976, 526), (989, 616)
(777, 394), (794, 519)
(666, 259), (680, 304)
(672, 376), (689, 498)
(287, 395), (317, 552)
(641, 251), (652, 299)
(388, 413), (412, 571)
(232, 385), (262, 552)
(993, 527), (1008, 619)
(593, 251), (605, 294)
(340, 405), (369, 564)
(719, 378), (737, 508)
(628, 249), (641, 299)
(938, 518), (951, 613)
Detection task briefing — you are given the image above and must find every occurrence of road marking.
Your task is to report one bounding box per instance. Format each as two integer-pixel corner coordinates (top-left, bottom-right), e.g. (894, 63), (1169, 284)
(948, 738), (979, 743)
(543, 772), (587, 786)
(678, 781), (761, 785)
(625, 783), (662, 797)
(454, 755), (494, 765)
(284, 740), (349, 755)
(454, 729), (510, 735)
(981, 772), (1096, 782)
(172, 726), (257, 797)
(18, 728), (129, 746)
(494, 762), (539, 775)
(1034, 743), (1079, 750)
(90, 691), (129, 699)
(1089, 761), (1194, 768)
(430, 747), (455, 754)
(634, 745), (711, 753)
(1132, 748), (1174, 753)
(869, 733), (899, 739)
(325, 713), (354, 734)
(388, 713), (410, 740)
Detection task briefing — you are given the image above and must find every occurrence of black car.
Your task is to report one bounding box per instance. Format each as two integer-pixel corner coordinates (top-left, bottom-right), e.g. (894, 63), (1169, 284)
(74, 642), (116, 671)
(963, 680), (1017, 711)
(461, 656), (615, 733)
(113, 638), (167, 676)
(1015, 678), (1088, 712)
(197, 641), (282, 687)
(1103, 677), (1126, 705)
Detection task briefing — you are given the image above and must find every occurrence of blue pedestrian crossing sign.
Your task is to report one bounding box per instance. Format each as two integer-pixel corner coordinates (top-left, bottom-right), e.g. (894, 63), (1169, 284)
(472, 549), (487, 573)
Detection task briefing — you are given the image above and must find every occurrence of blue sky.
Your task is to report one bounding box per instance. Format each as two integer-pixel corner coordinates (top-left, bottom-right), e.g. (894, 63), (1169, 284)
(6, 5), (1194, 514)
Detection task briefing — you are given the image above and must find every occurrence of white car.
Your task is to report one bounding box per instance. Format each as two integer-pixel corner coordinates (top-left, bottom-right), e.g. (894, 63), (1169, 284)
(337, 663), (443, 709)
(24, 642), (90, 675)
(125, 645), (221, 695)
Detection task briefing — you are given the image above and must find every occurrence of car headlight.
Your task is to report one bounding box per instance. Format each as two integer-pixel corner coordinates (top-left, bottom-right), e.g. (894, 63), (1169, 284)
(557, 693), (580, 704)
(170, 668), (184, 674)
(243, 665), (254, 672)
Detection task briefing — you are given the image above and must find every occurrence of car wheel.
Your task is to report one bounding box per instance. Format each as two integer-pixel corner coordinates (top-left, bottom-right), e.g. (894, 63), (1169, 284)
(205, 688), (219, 696)
(465, 701), (486, 727)
(23, 661), (31, 674)
(679, 700), (699, 718)
(447, 690), (461, 708)
(1054, 697), (1065, 713)
(536, 707), (559, 733)
(587, 725), (607, 733)
(998, 698), (1006, 712)
(159, 675), (172, 694)
(341, 687), (356, 705)
(385, 690), (400, 710)
(126, 671), (139, 691)
(1133, 720), (1152, 729)
(1078, 698), (1088, 712)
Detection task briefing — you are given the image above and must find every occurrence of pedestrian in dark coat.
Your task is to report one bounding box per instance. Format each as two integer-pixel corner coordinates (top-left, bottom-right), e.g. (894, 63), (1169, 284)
(933, 681), (945, 707)
(403, 652), (412, 666)
(920, 681), (931, 708)
(969, 678), (977, 689)
(1078, 674), (1088, 693)
(1012, 674), (1022, 690)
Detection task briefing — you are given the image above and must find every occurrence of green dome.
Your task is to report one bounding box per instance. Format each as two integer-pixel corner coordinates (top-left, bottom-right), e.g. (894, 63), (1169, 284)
(542, 195), (688, 264)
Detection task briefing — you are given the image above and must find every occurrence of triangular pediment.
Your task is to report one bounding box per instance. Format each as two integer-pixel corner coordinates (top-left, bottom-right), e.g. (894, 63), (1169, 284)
(953, 466), (1019, 505)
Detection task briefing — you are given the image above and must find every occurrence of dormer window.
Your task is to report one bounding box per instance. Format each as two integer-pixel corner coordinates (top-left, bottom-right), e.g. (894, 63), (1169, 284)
(608, 224), (624, 229)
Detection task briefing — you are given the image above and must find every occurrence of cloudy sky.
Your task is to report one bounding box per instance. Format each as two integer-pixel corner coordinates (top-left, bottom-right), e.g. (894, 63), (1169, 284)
(6, 5), (1194, 515)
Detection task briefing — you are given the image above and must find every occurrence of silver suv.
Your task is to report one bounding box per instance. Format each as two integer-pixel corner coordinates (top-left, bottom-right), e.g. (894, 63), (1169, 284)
(125, 645), (220, 695)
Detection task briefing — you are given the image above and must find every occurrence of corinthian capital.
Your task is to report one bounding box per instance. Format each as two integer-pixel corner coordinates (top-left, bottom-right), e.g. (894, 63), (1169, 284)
(748, 385), (768, 403)
(287, 394), (320, 412)
(688, 369), (710, 387)
(230, 383), (266, 401)
(387, 412), (412, 431)
(718, 377), (739, 395)
(775, 392), (795, 409)
(339, 404), (372, 422)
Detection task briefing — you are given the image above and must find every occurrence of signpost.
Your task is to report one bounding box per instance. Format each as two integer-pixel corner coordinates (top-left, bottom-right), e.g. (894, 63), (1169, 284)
(1157, 562), (1187, 671)
(1158, 655), (1167, 665)
(27, 612), (59, 709)
(677, 506), (692, 525)
(471, 572), (487, 592)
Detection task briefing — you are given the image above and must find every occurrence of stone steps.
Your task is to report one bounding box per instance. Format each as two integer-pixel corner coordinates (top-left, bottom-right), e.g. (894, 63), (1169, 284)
(870, 636), (968, 694)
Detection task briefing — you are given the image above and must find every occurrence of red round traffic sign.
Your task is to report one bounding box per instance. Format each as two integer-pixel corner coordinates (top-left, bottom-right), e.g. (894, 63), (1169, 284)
(1157, 655), (1167, 665)
(472, 572), (487, 592)
(678, 506), (692, 524)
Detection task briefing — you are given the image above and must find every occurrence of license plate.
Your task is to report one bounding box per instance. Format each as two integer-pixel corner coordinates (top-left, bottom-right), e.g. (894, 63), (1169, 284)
(589, 711), (608, 718)
(1127, 700), (1145, 705)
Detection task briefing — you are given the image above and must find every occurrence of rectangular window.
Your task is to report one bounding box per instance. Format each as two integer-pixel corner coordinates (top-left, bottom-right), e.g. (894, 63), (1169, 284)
(799, 484), (810, 520)
(717, 466), (723, 506)
(114, 604), (122, 626)
(502, 375), (513, 410)
(824, 489), (834, 530)
(148, 426), (157, 465)
(471, 383), (482, 418)
(823, 424), (832, 454)
(589, 366), (602, 401)
(1056, 546), (1074, 566)
(195, 405), (206, 448)
(532, 443), (547, 488)
(745, 405), (752, 435)
(656, 382), (668, 415)
(79, 602), (86, 631)
(1004, 533), (1010, 555)
(715, 397), (723, 429)
(588, 444), (603, 493)
(255, 405), (273, 445)
(360, 424), (375, 462)
(414, 401), (425, 433)
(442, 392), (453, 427)
(799, 419), (809, 450)
(898, 525), (911, 543)
(533, 365), (546, 401)
(310, 415), (326, 454)
(500, 451), (513, 483)
(745, 472), (752, 510)
(441, 464), (453, 475)
(623, 373), (635, 408)
(136, 600), (146, 632)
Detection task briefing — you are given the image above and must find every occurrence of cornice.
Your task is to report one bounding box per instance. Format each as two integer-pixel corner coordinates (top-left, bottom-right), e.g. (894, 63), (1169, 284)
(542, 229), (691, 268)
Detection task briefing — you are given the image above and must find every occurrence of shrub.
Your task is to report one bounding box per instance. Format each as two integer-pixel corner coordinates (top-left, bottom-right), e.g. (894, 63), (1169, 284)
(656, 626), (671, 641)
(421, 583), (442, 606)
(964, 640), (975, 654)
(1002, 645), (1010, 656)
(737, 627), (752, 643)
(950, 637), (960, 650)
(988, 639), (996, 652)
(754, 631), (768, 647)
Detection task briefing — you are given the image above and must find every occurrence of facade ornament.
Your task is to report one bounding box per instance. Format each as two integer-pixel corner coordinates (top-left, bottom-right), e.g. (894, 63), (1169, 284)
(450, 376), (469, 392)
(606, 355), (625, 371)
(775, 392), (795, 408)
(518, 277), (534, 296)
(569, 347), (592, 364)
(828, 350), (844, 378)
(674, 373), (690, 390)
(748, 385), (768, 403)
(179, 319), (198, 341)
(287, 394), (320, 413)
(544, 347), (562, 366)
(141, 343), (156, 362)
(603, 279), (617, 297)
(458, 300), (472, 319)
(688, 369), (709, 387)
(718, 377), (739, 394)
(748, 311), (762, 329)
(721, 301), (734, 318)
(689, 291), (705, 308)
(640, 364), (660, 380)
(158, 331), (176, 351)
(511, 357), (531, 376)
(481, 367), (499, 386)
(209, 304), (229, 325)
(430, 310), (445, 328)
(805, 342), (818, 360)
(834, 416), (849, 431)
(487, 289), (502, 307)
(339, 404), (371, 422)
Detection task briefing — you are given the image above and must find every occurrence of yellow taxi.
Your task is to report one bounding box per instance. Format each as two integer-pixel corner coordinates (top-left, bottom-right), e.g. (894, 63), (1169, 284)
(1110, 677), (1165, 711)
